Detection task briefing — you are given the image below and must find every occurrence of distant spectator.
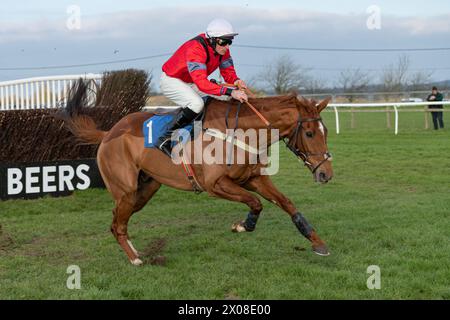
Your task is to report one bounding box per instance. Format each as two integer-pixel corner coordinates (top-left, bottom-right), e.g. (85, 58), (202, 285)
(427, 86), (444, 130)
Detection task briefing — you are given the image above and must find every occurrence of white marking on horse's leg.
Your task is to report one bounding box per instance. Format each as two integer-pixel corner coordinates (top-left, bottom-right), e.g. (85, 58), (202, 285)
(127, 240), (139, 256)
(131, 258), (143, 266)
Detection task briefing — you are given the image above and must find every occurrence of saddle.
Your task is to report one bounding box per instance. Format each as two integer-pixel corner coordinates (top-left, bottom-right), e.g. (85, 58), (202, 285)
(143, 99), (210, 149)
(142, 98), (211, 193)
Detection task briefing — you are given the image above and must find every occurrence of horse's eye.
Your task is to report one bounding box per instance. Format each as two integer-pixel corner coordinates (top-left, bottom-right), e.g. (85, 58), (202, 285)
(305, 131), (314, 138)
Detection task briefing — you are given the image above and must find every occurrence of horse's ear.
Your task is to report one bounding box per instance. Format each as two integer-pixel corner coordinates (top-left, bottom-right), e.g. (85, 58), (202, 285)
(317, 96), (332, 113)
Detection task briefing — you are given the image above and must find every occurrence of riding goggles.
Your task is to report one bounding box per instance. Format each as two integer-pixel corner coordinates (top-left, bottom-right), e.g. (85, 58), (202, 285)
(216, 37), (233, 46)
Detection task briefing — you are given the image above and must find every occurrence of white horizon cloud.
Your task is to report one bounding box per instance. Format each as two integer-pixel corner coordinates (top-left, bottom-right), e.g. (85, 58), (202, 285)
(1, 6), (449, 44)
(1, 6), (449, 83)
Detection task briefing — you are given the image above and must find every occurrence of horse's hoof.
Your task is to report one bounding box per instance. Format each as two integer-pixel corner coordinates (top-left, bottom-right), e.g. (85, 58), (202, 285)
(312, 244), (330, 256)
(231, 221), (246, 233)
(130, 258), (143, 266)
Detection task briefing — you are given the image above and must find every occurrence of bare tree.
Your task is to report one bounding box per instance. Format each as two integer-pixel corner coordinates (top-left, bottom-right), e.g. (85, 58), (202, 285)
(381, 54), (411, 94)
(259, 55), (311, 94)
(238, 74), (266, 96)
(337, 68), (371, 102)
(147, 71), (156, 94)
(303, 77), (328, 94)
(408, 70), (434, 92)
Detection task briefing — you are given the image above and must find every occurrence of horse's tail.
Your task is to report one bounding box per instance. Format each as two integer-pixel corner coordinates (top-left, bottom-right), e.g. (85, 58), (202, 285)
(62, 79), (107, 145)
(66, 114), (107, 145)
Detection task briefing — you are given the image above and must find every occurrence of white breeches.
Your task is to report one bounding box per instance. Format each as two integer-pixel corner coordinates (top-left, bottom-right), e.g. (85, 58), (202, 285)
(160, 72), (230, 113)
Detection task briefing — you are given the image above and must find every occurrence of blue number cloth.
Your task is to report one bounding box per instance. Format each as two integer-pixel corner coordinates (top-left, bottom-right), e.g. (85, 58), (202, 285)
(143, 114), (193, 148)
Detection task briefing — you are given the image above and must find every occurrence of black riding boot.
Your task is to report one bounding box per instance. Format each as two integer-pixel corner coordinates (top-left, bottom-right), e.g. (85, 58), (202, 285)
(156, 107), (198, 157)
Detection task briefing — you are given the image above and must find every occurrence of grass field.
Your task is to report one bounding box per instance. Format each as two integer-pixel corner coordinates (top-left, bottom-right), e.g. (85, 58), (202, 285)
(1, 111), (449, 299)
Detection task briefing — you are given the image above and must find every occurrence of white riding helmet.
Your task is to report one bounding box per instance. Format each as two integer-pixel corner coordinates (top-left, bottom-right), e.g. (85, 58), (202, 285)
(206, 18), (238, 38)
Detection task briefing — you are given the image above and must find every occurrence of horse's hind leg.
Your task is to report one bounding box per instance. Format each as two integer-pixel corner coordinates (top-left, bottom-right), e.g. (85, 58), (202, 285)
(208, 176), (263, 232)
(128, 172), (161, 257)
(110, 172), (161, 265)
(111, 194), (141, 265)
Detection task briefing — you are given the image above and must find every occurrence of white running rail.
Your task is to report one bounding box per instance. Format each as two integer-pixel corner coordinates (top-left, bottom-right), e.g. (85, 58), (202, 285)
(328, 101), (450, 135)
(0, 74), (102, 110)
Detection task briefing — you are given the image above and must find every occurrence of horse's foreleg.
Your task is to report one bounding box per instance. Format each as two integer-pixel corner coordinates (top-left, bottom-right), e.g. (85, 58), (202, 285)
(208, 176), (263, 232)
(244, 175), (330, 256)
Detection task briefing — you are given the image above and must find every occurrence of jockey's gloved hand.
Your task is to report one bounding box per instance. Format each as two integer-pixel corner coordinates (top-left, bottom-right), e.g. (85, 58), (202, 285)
(234, 79), (248, 90)
(210, 79), (218, 84)
(231, 89), (248, 103)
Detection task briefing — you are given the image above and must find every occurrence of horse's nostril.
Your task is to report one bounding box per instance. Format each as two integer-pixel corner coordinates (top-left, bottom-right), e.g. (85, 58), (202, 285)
(319, 172), (327, 181)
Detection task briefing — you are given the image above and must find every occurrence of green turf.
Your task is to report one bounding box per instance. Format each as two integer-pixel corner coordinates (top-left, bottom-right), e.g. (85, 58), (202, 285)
(1, 111), (449, 299)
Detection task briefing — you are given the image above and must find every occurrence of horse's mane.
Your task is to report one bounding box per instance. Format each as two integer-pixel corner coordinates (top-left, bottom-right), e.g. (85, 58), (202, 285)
(209, 93), (299, 112)
(203, 93), (303, 125)
(207, 93), (323, 118)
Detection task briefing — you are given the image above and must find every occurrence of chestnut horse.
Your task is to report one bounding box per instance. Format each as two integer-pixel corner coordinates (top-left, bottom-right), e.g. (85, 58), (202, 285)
(65, 84), (333, 265)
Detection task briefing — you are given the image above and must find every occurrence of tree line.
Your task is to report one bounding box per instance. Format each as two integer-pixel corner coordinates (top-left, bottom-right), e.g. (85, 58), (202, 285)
(248, 54), (445, 100)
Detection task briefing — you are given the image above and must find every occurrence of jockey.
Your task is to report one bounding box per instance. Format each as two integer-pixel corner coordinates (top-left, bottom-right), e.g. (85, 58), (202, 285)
(157, 18), (248, 157)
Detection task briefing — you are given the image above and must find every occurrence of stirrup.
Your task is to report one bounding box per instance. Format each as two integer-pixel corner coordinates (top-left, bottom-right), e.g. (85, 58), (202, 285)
(158, 138), (172, 157)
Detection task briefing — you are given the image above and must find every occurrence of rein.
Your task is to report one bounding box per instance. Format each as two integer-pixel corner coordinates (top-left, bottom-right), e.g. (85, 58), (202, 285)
(243, 100), (271, 127)
(221, 83), (270, 127)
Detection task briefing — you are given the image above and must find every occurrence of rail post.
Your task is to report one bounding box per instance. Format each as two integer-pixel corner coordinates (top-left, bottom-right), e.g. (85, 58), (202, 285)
(394, 105), (399, 135)
(333, 106), (340, 134)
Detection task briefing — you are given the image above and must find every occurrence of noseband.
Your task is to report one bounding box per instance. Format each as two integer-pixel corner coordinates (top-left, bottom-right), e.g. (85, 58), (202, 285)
(284, 116), (332, 174)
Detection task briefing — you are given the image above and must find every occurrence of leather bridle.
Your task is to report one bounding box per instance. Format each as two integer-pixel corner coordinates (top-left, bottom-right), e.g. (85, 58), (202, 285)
(283, 116), (332, 174)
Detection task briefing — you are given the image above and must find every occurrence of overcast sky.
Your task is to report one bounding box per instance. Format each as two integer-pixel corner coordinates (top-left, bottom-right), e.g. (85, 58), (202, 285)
(1, 0), (449, 88)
